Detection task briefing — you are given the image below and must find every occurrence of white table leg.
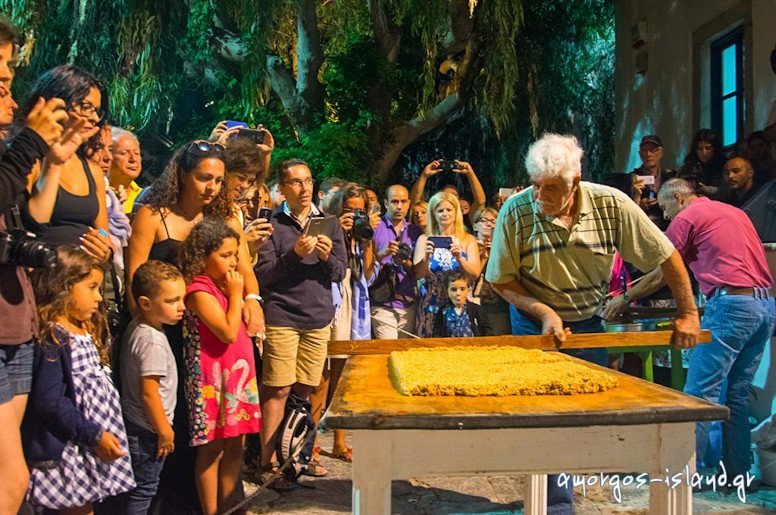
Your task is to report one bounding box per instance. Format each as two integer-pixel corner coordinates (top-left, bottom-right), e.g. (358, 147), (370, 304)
(352, 431), (392, 515)
(649, 423), (695, 515)
(524, 474), (548, 515)
(649, 477), (692, 515)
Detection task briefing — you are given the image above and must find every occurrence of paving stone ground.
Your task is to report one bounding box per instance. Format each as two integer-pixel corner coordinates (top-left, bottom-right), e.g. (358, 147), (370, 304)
(240, 431), (776, 514)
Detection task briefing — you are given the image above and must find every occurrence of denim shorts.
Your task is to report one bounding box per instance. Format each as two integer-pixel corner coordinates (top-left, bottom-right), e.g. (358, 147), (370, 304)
(0, 340), (34, 404)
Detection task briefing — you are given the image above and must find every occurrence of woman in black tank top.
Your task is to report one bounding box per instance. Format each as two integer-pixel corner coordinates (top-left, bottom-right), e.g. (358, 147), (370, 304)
(126, 141), (265, 514)
(16, 66), (112, 260)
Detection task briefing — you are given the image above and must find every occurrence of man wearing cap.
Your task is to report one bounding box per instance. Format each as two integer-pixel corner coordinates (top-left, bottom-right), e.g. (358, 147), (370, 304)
(629, 134), (676, 229)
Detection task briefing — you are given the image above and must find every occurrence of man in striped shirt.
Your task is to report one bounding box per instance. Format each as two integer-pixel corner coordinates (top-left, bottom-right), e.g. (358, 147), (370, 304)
(485, 133), (699, 514)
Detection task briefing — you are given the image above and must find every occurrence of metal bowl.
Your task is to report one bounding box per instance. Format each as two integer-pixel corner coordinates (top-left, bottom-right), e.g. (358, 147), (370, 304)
(605, 321), (656, 333)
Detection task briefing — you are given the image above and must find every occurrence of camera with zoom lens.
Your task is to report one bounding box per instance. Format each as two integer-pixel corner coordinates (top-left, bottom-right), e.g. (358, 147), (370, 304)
(352, 210), (373, 240)
(393, 242), (412, 264)
(0, 229), (58, 268)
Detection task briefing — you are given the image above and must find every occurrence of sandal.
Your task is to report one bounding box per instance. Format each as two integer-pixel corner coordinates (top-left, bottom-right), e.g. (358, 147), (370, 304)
(257, 463), (296, 492)
(303, 459), (328, 477)
(330, 446), (353, 463)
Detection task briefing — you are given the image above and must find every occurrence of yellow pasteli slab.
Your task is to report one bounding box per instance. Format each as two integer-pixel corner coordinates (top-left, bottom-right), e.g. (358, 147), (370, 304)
(389, 346), (618, 396)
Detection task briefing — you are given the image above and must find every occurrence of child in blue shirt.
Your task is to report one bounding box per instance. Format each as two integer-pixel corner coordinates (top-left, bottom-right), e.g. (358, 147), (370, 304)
(433, 272), (492, 337)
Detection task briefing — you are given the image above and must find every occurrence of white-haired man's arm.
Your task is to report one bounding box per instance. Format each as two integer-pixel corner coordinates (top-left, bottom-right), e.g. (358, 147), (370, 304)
(490, 280), (570, 344)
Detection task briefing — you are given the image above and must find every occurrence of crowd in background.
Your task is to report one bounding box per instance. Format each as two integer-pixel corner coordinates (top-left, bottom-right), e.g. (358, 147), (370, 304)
(2, 13), (776, 515)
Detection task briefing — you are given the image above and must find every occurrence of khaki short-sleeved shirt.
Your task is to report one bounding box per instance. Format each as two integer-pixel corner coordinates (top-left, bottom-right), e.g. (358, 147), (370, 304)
(485, 182), (675, 321)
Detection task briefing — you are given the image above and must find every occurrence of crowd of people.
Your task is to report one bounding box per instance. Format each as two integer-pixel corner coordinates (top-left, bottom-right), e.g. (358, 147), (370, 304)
(1, 14), (776, 515)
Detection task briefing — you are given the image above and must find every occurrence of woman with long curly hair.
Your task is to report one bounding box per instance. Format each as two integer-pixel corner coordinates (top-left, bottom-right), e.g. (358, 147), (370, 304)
(413, 191), (481, 337)
(18, 65), (113, 261)
(126, 140), (264, 513)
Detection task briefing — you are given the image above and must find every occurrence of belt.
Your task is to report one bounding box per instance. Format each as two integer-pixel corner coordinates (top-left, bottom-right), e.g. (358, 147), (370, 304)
(706, 286), (771, 300)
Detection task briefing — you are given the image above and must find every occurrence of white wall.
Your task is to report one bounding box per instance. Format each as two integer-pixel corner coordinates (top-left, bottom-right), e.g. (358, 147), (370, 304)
(614, 0), (776, 174)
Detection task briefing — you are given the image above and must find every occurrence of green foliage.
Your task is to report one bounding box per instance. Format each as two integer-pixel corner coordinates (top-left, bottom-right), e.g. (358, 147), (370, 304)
(323, 36), (384, 122)
(474, 0), (523, 135)
(3, 0), (614, 192)
(271, 118), (373, 185)
(398, 0), (614, 193)
(513, 0), (616, 179)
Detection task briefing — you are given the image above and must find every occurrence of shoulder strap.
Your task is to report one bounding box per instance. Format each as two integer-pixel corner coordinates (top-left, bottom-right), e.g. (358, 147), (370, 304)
(160, 210), (172, 239)
(80, 157), (97, 193)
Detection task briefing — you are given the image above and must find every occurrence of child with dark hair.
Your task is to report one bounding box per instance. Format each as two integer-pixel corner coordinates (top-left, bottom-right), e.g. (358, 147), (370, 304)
(432, 271), (492, 337)
(119, 260), (186, 514)
(180, 219), (260, 514)
(22, 246), (135, 511)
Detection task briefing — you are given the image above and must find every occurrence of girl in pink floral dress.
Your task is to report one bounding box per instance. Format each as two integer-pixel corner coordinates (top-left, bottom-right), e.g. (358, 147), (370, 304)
(180, 219), (260, 514)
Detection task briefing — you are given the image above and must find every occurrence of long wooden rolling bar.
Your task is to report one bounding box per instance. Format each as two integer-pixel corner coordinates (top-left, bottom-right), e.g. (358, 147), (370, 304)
(327, 330), (711, 355)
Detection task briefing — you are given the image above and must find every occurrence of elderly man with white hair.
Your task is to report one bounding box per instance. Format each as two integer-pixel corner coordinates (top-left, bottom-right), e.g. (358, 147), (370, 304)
(485, 133), (700, 513)
(109, 126), (144, 214)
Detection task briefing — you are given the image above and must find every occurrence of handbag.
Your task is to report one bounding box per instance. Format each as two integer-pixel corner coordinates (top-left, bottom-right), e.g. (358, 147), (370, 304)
(369, 264), (398, 305)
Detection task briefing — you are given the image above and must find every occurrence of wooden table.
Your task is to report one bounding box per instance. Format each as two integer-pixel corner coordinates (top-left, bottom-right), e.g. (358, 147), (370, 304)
(326, 353), (728, 515)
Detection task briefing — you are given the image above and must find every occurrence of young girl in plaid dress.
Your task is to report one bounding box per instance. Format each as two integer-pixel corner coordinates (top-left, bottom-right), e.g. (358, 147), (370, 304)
(22, 247), (135, 512)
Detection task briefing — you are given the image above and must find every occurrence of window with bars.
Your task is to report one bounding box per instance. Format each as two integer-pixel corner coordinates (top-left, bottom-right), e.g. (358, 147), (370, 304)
(710, 27), (744, 148)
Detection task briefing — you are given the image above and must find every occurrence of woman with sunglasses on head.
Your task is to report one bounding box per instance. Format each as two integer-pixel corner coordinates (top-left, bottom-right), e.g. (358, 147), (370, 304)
(16, 65), (113, 261)
(126, 140), (265, 514)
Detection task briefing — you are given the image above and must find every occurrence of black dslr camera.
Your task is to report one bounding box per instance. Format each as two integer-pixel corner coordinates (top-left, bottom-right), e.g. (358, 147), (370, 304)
(394, 242), (412, 264)
(0, 228), (57, 268)
(352, 210), (373, 240)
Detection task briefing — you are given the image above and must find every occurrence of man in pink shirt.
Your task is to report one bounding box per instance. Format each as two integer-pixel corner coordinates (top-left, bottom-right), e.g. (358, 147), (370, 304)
(610, 178), (774, 483)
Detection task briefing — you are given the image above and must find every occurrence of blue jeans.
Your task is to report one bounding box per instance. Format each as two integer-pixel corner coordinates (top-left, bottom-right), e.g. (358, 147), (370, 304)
(122, 420), (166, 515)
(510, 307), (608, 514)
(684, 291), (775, 477)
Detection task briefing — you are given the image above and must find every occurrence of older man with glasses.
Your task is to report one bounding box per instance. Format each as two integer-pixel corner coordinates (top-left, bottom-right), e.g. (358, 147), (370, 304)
(255, 158), (347, 488)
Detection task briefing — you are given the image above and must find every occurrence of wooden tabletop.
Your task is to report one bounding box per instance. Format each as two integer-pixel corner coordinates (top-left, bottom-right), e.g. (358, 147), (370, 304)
(326, 353), (728, 430)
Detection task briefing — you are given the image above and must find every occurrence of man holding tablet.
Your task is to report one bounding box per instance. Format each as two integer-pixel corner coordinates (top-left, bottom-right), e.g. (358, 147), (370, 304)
(255, 158), (347, 487)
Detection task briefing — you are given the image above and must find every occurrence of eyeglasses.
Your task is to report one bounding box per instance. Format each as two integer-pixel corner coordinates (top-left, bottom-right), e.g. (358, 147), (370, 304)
(479, 217), (497, 225)
(70, 100), (105, 121)
(187, 140), (225, 155)
(283, 177), (315, 189)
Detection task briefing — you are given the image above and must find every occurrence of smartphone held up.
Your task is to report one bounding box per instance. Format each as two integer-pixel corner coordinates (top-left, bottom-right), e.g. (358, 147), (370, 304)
(225, 120), (266, 145)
